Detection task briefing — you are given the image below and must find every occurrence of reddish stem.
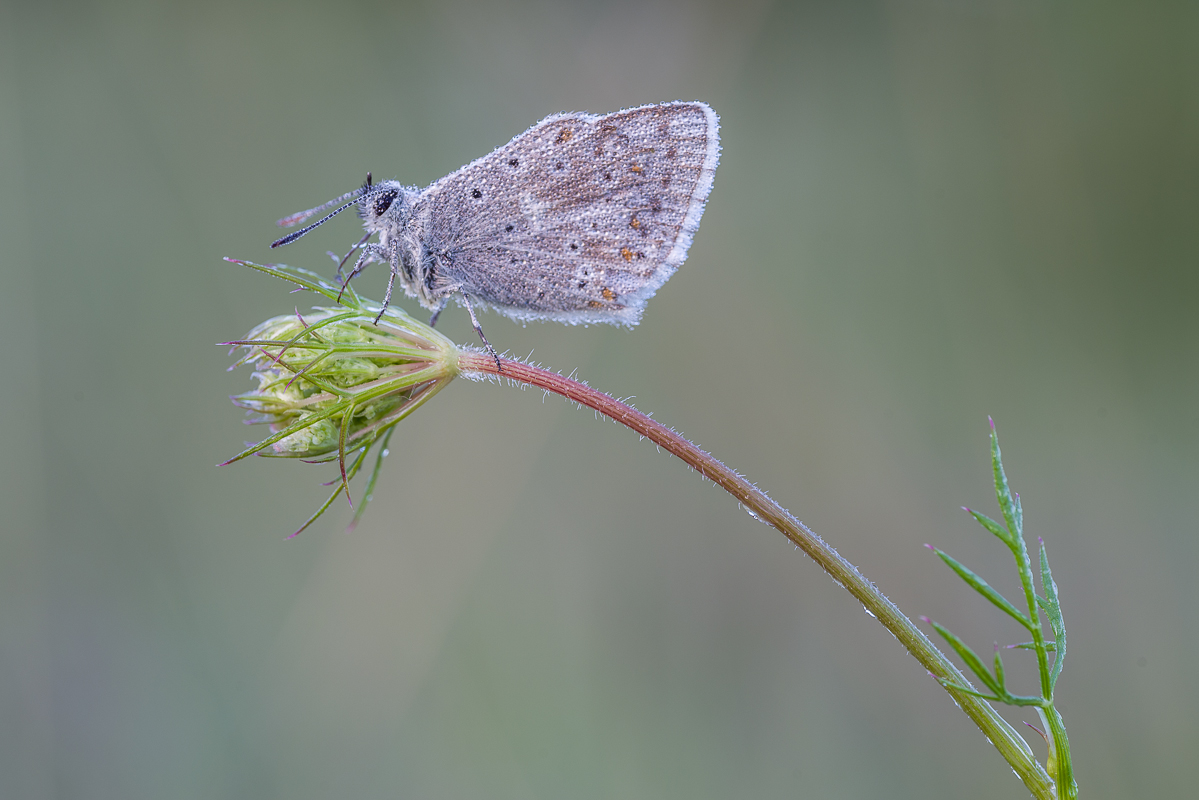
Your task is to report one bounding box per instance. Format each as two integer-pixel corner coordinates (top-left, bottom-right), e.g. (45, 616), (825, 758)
(458, 351), (1054, 799)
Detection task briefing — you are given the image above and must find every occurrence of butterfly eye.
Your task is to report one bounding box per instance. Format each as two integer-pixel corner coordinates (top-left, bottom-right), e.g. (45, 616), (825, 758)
(372, 189), (398, 216)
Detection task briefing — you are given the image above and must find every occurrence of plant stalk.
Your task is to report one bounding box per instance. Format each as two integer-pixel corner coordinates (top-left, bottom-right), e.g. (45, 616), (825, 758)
(459, 351), (1056, 799)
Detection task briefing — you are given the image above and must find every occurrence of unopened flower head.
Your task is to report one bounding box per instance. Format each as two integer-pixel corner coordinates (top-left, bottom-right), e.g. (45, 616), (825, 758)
(227, 305), (458, 459)
(222, 261), (462, 534)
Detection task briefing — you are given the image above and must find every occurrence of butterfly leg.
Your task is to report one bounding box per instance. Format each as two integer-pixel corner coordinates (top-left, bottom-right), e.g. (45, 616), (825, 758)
(333, 233), (371, 283)
(340, 243), (384, 302)
(374, 239), (402, 324)
(460, 293), (501, 372)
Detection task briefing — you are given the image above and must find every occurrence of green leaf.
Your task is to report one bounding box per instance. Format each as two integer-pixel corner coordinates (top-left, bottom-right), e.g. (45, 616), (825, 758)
(990, 421), (1021, 545)
(1012, 492), (1024, 541)
(966, 508), (1013, 546)
(994, 646), (1007, 693)
(348, 428), (395, 533)
(290, 479), (347, 539)
(287, 442), (372, 538)
(1038, 541), (1067, 689)
(219, 401), (348, 464)
(225, 258), (355, 306)
(934, 678), (1002, 703)
(1009, 640), (1057, 652)
(928, 619), (1001, 696)
(934, 549), (1033, 630)
(337, 400), (358, 505)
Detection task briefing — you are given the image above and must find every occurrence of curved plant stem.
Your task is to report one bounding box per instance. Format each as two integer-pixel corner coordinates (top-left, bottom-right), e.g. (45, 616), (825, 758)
(459, 351), (1056, 799)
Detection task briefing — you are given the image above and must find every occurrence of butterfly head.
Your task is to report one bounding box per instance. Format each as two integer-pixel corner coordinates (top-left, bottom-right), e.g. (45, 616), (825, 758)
(356, 179), (413, 238)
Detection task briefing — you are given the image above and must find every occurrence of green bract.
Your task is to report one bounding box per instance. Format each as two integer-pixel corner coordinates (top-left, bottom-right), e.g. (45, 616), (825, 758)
(223, 261), (460, 535)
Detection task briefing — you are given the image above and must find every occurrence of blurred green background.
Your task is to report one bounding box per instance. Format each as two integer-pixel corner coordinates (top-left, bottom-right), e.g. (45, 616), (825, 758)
(1, 0), (1195, 797)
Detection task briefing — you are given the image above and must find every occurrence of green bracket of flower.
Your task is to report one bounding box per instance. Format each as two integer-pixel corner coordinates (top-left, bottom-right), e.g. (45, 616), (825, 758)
(221, 259), (460, 536)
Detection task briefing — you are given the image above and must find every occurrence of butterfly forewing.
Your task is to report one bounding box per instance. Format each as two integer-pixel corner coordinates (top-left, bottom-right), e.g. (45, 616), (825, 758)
(413, 102), (720, 325)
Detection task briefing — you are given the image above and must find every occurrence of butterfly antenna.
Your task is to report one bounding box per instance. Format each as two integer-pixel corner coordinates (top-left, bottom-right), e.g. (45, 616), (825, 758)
(271, 174), (380, 249)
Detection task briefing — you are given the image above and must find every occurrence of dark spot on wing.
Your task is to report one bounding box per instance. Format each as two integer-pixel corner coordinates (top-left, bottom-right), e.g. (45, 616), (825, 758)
(471, 188), (482, 199)
(505, 224), (514, 232)
(508, 158), (519, 167)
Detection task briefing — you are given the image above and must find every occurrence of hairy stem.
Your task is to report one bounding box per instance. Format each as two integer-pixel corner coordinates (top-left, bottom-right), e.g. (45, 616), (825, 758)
(459, 351), (1055, 799)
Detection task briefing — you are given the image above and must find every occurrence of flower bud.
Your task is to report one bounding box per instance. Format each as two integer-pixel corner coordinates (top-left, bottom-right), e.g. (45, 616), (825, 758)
(227, 307), (457, 461)
(221, 260), (462, 534)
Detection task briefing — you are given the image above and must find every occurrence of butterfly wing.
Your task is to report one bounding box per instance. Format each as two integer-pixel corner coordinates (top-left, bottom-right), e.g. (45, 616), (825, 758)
(411, 101), (720, 325)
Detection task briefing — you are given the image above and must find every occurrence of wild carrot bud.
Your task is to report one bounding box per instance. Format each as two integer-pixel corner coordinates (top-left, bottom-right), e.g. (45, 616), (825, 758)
(221, 260), (460, 534)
